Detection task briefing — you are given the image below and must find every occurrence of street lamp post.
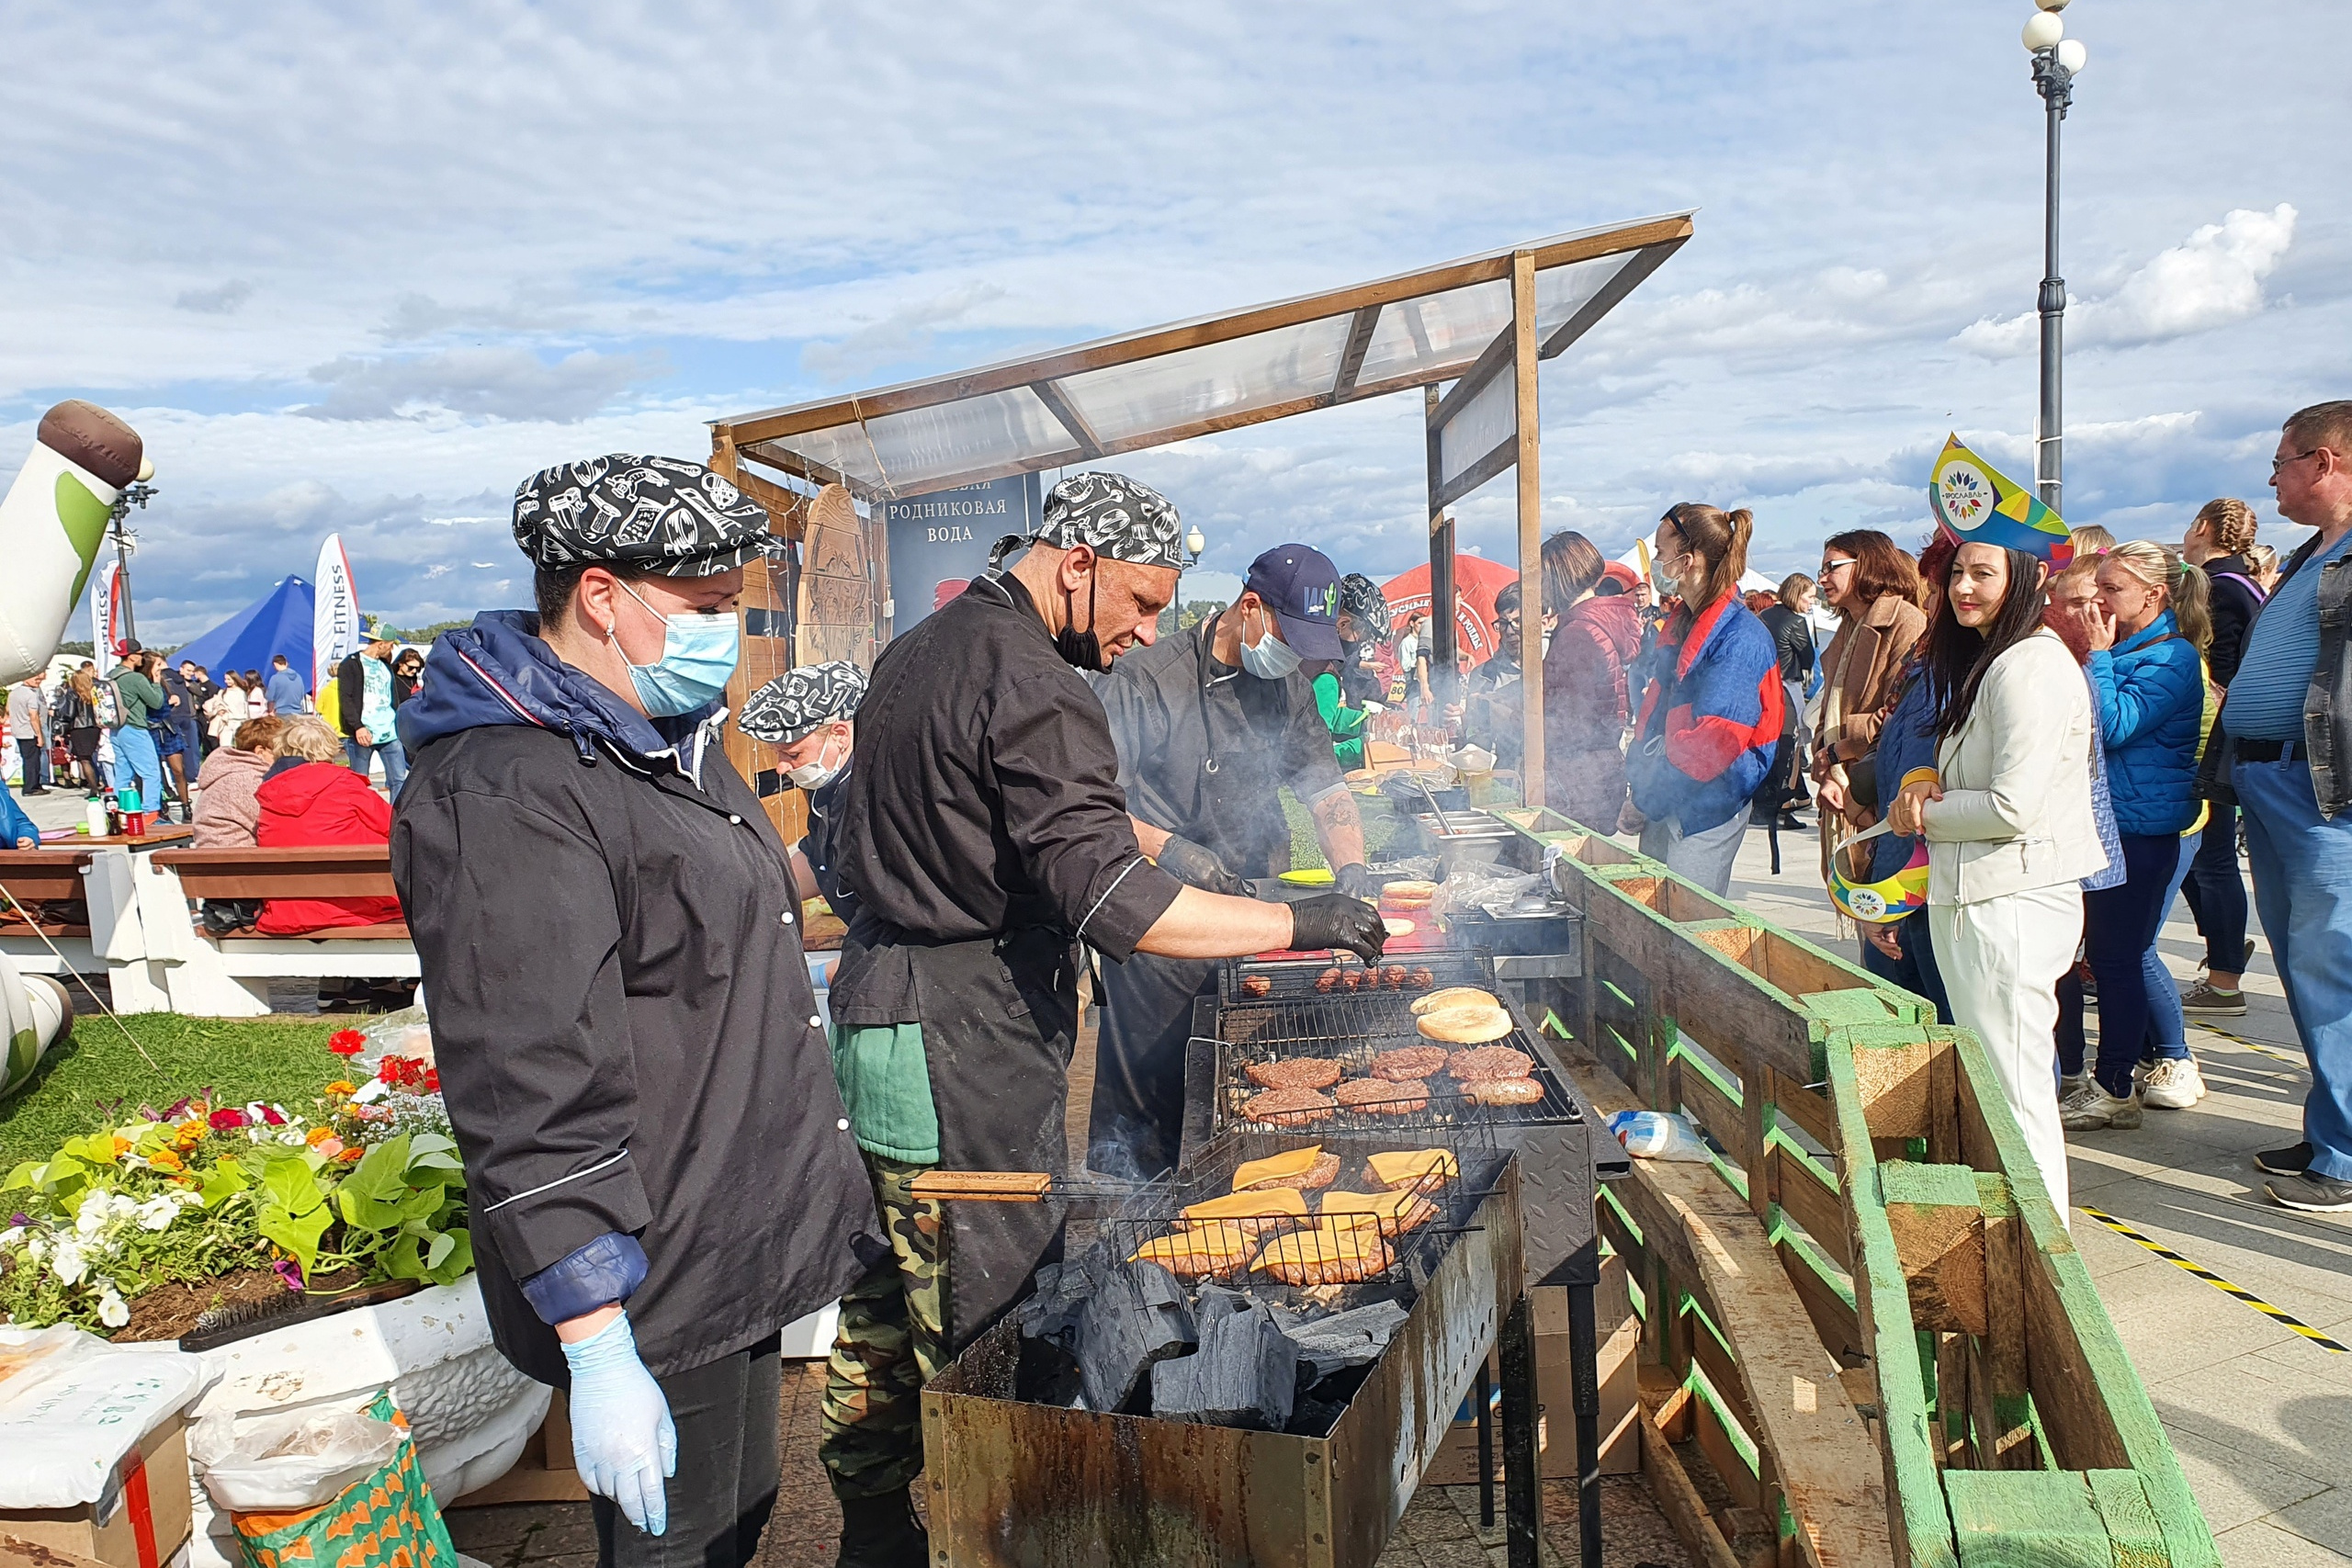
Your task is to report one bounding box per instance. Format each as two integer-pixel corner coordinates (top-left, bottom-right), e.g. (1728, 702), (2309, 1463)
(107, 479), (157, 646)
(2022, 0), (2088, 513)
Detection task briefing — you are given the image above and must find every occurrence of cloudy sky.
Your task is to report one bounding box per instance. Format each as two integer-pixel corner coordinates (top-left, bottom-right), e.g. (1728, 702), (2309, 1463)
(6, 0), (2345, 643)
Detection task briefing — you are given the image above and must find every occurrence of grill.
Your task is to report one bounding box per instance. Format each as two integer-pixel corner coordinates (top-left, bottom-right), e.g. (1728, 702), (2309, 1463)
(920, 1140), (1536, 1568)
(1184, 949), (1617, 1292)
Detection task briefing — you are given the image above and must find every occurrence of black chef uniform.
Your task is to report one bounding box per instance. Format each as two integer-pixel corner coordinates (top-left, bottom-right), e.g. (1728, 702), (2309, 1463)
(829, 570), (1185, 1347)
(1089, 614), (1350, 1174)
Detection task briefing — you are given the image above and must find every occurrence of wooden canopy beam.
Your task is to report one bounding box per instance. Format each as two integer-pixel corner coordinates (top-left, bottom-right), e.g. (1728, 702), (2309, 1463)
(1329, 302), (1382, 404)
(1512, 248), (1546, 812)
(713, 214), (1695, 448)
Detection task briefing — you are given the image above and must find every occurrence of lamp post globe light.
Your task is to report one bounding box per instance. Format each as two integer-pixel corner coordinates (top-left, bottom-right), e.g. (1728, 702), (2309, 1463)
(2022, 0), (2086, 512)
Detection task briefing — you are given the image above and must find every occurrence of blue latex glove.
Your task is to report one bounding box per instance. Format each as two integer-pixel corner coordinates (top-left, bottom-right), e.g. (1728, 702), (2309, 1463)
(560, 1313), (676, 1536)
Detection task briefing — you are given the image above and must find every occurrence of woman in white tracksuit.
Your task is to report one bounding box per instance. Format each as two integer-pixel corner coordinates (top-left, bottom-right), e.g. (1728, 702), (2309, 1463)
(1889, 539), (2106, 1221)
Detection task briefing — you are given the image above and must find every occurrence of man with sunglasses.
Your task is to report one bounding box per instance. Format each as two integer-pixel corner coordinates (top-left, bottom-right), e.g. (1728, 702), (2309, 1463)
(2199, 401), (2352, 1212)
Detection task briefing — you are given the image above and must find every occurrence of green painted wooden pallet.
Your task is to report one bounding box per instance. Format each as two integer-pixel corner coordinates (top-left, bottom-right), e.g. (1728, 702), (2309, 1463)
(1487, 807), (2220, 1568)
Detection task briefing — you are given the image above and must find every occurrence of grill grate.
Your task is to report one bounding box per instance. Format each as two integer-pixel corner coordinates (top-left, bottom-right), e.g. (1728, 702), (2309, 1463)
(1209, 950), (1584, 1134)
(1093, 1132), (1508, 1298)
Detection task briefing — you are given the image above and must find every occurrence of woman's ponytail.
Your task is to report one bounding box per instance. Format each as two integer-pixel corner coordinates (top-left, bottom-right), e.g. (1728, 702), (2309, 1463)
(1660, 502), (1754, 612)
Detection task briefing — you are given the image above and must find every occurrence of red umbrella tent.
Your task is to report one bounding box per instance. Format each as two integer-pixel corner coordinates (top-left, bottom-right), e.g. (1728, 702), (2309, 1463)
(1382, 556), (1521, 669)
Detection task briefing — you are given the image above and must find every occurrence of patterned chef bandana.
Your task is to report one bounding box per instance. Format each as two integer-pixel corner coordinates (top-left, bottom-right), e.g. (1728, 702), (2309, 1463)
(512, 455), (783, 577)
(1338, 573), (1393, 641)
(740, 660), (868, 744)
(1027, 471), (1186, 570)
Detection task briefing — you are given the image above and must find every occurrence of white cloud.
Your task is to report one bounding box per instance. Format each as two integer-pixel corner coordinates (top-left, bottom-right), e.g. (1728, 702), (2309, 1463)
(175, 279), (254, 314)
(798, 285), (1012, 384)
(1954, 206), (2298, 357)
(296, 347), (659, 423)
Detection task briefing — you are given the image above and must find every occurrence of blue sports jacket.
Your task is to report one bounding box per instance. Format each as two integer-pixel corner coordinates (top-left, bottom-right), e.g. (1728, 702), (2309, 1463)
(2089, 610), (2205, 837)
(1625, 593), (1784, 836)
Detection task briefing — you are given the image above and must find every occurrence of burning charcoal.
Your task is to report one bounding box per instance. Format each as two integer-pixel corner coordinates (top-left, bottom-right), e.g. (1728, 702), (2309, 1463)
(1150, 1289), (1297, 1431)
(1076, 1260), (1196, 1415)
(1270, 1299), (1410, 1382)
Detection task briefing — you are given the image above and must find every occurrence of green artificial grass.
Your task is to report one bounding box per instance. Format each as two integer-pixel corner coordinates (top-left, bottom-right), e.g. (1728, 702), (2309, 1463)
(0, 1012), (345, 1171)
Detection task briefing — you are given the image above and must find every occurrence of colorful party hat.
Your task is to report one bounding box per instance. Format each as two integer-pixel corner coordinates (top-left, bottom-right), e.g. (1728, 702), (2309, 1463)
(1928, 434), (2072, 567)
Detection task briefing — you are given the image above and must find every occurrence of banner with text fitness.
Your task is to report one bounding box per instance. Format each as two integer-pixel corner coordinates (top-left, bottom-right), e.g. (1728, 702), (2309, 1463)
(882, 473), (1042, 633)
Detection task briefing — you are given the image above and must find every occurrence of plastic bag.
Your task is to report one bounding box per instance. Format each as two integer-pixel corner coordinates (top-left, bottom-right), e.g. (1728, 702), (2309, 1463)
(209, 1391), (458, 1568)
(1433, 863), (1544, 918)
(0, 1325), (219, 1508)
(348, 1005), (434, 1077)
(191, 1407), (403, 1511)
(1607, 1110), (1714, 1163)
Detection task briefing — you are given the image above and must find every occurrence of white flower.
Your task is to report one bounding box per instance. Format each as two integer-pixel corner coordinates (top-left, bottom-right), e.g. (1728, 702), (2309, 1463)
(0, 1226), (22, 1249)
(109, 1193), (139, 1219)
(24, 1235), (47, 1264)
(51, 1239), (85, 1286)
(74, 1206), (107, 1237)
(277, 1129), (305, 1146)
(136, 1197), (178, 1232)
(96, 1287), (129, 1329)
(175, 1190), (203, 1207)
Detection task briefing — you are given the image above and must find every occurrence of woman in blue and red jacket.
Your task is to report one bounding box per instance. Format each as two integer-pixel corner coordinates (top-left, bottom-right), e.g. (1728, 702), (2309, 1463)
(1624, 502), (1784, 895)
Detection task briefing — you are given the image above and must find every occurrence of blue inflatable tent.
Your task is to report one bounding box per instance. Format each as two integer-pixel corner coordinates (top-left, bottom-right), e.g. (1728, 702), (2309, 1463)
(171, 576), (314, 688)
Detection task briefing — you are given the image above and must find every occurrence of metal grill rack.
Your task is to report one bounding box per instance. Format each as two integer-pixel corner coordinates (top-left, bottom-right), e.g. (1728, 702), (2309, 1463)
(1093, 1131), (1509, 1299)
(1186, 947), (1615, 1291)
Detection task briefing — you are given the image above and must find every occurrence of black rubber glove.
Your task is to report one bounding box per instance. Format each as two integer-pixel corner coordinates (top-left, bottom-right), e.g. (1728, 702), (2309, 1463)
(1156, 834), (1245, 897)
(1332, 862), (1379, 901)
(1289, 894), (1387, 964)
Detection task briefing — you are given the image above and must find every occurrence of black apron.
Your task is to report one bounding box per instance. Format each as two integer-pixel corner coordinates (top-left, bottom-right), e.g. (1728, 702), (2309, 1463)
(841, 919), (1081, 1352)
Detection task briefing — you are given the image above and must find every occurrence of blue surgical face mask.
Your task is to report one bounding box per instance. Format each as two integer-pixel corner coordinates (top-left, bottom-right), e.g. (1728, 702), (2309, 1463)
(609, 581), (740, 716)
(1238, 602), (1302, 680)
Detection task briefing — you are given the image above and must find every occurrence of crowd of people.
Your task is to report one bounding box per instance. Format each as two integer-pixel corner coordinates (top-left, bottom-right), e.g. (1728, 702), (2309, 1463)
(2, 401), (2346, 1566)
(1405, 400), (2349, 1222)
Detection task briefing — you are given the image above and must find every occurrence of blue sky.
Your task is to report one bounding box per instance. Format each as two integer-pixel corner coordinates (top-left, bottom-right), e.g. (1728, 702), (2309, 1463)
(5, 0), (2344, 643)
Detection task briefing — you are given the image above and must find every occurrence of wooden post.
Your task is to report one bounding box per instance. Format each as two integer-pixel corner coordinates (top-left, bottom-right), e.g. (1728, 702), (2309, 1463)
(1511, 249), (1545, 810)
(1425, 385), (1456, 719)
(710, 430), (808, 843)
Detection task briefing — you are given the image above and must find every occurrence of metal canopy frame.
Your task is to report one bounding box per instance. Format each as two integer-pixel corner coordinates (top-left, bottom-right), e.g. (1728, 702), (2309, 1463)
(709, 210), (1693, 809)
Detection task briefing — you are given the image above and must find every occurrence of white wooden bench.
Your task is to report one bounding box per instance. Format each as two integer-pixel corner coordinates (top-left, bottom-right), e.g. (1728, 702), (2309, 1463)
(142, 845), (418, 1016)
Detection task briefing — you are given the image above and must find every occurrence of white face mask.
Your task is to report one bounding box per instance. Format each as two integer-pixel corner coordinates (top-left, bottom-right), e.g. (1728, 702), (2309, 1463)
(1238, 602), (1302, 680)
(786, 732), (847, 792)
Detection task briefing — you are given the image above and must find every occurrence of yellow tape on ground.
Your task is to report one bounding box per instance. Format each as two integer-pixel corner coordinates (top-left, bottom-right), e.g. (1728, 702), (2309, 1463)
(2077, 1204), (2347, 1354)
(2190, 1018), (2306, 1069)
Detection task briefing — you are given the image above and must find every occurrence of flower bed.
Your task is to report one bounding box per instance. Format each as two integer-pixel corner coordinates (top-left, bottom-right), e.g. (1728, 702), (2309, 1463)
(2, 1027), (469, 1336)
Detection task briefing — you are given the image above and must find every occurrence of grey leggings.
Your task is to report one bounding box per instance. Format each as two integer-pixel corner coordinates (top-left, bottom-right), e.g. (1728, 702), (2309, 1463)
(1638, 807), (1749, 897)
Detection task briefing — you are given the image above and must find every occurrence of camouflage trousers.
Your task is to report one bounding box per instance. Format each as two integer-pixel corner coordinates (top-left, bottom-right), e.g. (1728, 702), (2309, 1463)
(818, 1150), (948, 1501)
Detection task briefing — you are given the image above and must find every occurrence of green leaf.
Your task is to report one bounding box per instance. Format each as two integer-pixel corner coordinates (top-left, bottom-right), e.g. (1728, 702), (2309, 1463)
(2, 1161), (40, 1192)
(198, 1158), (249, 1209)
(424, 1230), (455, 1272)
(424, 1227), (472, 1285)
(257, 1201), (331, 1280)
(405, 1134), (462, 1175)
(262, 1156), (324, 1218)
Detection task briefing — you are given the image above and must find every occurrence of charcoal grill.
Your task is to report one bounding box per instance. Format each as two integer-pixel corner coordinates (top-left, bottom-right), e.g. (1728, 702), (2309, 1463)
(920, 1135), (1546, 1568)
(1177, 946), (1621, 1568)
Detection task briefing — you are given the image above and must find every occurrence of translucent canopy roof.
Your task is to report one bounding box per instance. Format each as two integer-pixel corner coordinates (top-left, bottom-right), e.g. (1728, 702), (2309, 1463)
(713, 213), (1692, 502)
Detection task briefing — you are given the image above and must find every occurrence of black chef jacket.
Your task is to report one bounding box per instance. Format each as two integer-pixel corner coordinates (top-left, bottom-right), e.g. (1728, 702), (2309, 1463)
(830, 571), (1183, 1023)
(801, 765), (855, 927)
(1093, 615), (1348, 880)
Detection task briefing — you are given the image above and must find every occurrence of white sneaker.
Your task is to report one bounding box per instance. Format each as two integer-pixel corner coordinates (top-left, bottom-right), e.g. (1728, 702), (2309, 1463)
(2061, 1086), (2143, 1131)
(2142, 1056), (2206, 1110)
(2059, 1072), (2087, 1103)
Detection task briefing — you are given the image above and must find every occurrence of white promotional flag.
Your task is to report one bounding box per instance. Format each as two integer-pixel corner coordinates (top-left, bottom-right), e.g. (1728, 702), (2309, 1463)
(91, 561), (119, 657)
(312, 534), (362, 693)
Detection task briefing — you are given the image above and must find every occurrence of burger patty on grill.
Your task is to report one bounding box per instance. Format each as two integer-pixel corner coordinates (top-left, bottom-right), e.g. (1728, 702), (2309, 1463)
(1372, 1045), (1450, 1081)
(1240, 1086), (1338, 1127)
(1334, 1076), (1430, 1114)
(1446, 1045), (1533, 1082)
(1246, 1056), (1343, 1090)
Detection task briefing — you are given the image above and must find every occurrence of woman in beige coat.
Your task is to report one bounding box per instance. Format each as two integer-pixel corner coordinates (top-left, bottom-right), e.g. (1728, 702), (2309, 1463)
(1890, 539), (2106, 1219)
(1813, 531), (1927, 880)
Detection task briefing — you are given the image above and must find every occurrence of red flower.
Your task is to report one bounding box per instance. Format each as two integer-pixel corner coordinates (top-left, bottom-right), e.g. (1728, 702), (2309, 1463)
(377, 1055), (430, 1090)
(422, 1067), (440, 1094)
(209, 1108), (249, 1131)
(327, 1030), (368, 1057)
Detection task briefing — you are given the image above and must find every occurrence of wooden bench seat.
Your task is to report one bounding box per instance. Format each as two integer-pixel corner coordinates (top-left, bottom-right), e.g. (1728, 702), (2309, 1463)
(0, 851), (98, 977)
(151, 844), (397, 901)
(201, 919), (413, 942)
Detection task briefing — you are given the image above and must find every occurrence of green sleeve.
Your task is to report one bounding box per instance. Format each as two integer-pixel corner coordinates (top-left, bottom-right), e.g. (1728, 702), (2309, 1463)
(1313, 671), (1365, 769)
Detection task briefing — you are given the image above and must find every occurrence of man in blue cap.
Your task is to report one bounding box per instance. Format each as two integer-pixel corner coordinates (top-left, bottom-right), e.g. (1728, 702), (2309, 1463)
(1090, 541), (1374, 1175)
